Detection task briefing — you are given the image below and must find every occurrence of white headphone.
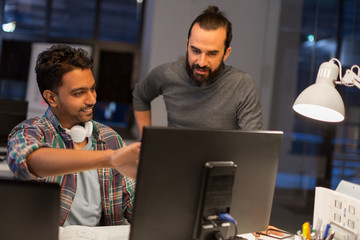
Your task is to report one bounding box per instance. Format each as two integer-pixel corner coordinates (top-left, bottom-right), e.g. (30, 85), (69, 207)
(65, 121), (93, 143)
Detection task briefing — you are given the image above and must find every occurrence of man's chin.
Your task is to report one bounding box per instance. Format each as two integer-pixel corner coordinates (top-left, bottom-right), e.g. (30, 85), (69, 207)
(193, 72), (208, 81)
(80, 115), (93, 123)
(192, 78), (207, 87)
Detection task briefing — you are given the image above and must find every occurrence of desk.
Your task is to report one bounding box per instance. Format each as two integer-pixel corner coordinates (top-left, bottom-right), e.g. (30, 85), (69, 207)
(0, 160), (12, 178)
(58, 226), (290, 240)
(0, 146), (11, 178)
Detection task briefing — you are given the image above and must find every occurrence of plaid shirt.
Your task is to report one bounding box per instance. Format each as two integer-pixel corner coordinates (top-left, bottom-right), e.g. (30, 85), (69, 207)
(6, 108), (135, 226)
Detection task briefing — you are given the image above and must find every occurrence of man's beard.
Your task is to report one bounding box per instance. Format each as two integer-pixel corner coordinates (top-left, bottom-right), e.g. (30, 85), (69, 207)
(186, 52), (224, 87)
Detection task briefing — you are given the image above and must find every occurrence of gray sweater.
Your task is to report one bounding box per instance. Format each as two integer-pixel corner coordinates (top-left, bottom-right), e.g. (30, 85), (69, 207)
(132, 58), (263, 130)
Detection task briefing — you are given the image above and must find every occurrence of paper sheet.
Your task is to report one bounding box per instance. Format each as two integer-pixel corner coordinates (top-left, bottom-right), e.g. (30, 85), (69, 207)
(313, 187), (360, 240)
(59, 225), (130, 240)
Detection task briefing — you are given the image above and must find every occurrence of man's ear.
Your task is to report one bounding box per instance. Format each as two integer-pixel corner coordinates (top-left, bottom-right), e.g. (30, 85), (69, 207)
(43, 90), (57, 107)
(223, 47), (232, 62)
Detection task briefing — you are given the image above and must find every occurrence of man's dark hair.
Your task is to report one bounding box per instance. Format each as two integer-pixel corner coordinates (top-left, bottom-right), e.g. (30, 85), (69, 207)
(187, 6), (232, 51)
(35, 45), (93, 101)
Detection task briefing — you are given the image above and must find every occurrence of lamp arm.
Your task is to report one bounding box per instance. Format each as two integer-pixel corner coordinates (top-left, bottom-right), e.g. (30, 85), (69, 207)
(328, 58), (360, 89)
(329, 58), (343, 85)
(341, 66), (360, 90)
(350, 65), (360, 89)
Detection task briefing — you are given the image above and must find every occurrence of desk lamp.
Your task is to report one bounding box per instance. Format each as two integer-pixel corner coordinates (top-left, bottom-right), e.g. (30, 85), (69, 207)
(293, 58), (360, 122)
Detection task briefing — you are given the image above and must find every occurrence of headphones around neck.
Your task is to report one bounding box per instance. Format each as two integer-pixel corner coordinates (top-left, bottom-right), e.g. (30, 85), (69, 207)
(65, 121), (93, 143)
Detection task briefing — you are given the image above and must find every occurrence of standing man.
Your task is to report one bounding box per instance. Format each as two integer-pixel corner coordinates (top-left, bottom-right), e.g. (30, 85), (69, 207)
(7, 45), (140, 226)
(133, 6), (263, 137)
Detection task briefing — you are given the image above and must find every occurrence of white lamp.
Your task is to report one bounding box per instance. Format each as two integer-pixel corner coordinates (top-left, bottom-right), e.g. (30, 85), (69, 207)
(293, 58), (360, 122)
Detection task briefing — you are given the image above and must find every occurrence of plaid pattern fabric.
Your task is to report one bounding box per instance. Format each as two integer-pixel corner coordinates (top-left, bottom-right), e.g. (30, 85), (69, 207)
(6, 108), (135, 225)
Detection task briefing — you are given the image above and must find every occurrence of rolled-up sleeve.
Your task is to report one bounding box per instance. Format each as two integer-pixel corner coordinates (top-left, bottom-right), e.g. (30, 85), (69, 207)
(6, 119), (51, 180)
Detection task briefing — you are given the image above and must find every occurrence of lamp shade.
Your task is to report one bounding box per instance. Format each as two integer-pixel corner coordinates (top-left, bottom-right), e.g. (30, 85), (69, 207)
(292, 61), (345, 122)
(293, 83), (345, 122)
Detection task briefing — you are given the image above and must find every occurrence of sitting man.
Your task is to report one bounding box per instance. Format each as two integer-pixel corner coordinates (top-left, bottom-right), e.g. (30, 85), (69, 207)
(6, 45), (140, 226)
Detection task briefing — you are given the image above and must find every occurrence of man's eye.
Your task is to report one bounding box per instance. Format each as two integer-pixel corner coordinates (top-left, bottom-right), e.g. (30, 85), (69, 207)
(74, 92), (83, 96)
(208, 52), (217, 56)
(192, 48), (201, 54)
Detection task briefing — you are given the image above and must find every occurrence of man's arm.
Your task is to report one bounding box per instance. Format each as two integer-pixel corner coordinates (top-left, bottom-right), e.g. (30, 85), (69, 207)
(236, 73), (264, 130)
(27, 142), (141, 179)
(133, 65), (167, 138)
(134, 110), (151, 139)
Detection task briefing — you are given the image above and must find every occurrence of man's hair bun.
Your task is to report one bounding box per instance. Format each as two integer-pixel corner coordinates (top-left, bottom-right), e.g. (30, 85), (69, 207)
(204, 6), (221, 15)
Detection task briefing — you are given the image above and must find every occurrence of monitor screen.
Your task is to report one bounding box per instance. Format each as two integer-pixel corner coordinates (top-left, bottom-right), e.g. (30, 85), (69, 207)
(0, 99), (28, 147)
(0, 179), (60, 240)
(130, 127), (283, 240)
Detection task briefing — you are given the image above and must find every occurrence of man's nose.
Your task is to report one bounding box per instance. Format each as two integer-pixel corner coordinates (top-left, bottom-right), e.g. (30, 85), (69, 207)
(86, 91), (97, 105)
(198, 54), (207, 67)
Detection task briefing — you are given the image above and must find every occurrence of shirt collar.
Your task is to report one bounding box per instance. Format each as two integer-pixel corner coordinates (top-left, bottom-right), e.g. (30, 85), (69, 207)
(44, 107), (103, 140)
(45, 107), (63, 131)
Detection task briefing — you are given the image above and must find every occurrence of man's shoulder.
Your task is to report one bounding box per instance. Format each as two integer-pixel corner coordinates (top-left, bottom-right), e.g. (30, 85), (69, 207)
(223, 64), (247, 75)
(159, 58), (186, 77)
(91, 121), (122, 140)
(222, 64), (253, 82)
(92, 120), (115, 134)
(92, 121), (126, 150)
(8, 116), (54, 142)
(16, 116), (49, 129)
(146, 58), (186, 83)
(152, 57), (184, 72)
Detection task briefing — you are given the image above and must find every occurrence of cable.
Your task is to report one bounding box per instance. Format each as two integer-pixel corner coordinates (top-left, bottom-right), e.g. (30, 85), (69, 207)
(218, 213), (239, 240)
(218, 213), (236, 224)
(207, 219), (225, 240)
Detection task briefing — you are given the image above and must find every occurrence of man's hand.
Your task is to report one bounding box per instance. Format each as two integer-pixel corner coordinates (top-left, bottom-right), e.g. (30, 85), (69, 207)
(109, 142), (141, 179)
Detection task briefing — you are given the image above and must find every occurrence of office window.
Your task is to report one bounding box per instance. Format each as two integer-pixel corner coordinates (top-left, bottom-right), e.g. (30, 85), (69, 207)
(96, 50), (133, 103)
(49, 0), (96, 38)
(93, 50), (134, 133)
(1, 0), (143, 42)
(0, 0), (142, 139)
(98, 0), (142, 43)
(2, 0), (47, 35)
(270, 0), (360, 232)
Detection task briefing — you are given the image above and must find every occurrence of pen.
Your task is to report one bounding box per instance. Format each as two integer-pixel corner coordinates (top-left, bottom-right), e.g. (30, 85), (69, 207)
(324, 224), (331, 239)
(326, 232), (335, 240)
(302, 222), (311, 240)
(314, 218), (322, 240)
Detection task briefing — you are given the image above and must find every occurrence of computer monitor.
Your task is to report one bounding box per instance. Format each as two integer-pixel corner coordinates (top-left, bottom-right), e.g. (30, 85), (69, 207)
(130, 127), (283, 240)
(0, 99), (28, 147)
(0, 179), (60, 240)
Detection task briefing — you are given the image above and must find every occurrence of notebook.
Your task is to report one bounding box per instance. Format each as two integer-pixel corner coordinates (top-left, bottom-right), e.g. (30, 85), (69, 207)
(0, 179), (60, 240)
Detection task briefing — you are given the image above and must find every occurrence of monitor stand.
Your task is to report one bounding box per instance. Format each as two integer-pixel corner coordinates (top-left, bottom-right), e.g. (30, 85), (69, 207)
(193, 161), (237, 240)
